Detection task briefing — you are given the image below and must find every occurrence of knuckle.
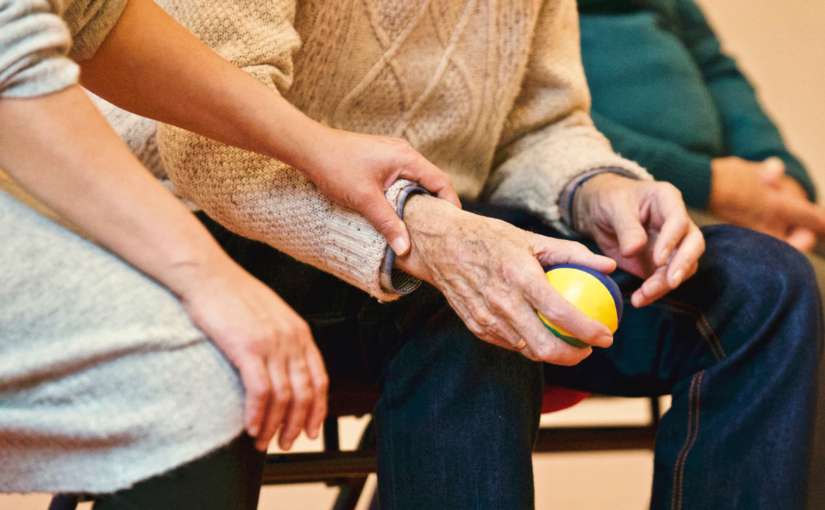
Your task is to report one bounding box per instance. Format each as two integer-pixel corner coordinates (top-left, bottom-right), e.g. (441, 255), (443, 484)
(316, 374), (330, 393)
(274, 388), (292, 407)
(553, 348), (592, 367)
(473, 308), (498, 328)
(533, 342), (556, 362)
(292, 387), (311, 406)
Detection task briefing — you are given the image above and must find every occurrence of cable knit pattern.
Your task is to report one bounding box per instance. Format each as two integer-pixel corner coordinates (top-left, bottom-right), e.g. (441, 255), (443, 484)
(105, 0), (651, 301)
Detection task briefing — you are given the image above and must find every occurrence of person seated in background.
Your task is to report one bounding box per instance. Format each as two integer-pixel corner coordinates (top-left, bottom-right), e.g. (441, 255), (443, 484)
(577, 3), (825, 506)
(577, 0), (825, 251)
(100, 0), (822, 508)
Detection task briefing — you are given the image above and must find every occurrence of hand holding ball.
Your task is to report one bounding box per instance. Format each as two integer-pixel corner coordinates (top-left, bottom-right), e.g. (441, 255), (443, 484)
(538, 264), (623, 348)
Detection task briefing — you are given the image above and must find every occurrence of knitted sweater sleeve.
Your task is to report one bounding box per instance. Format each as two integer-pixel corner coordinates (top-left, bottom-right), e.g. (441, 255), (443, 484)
(153, 0), (407, 301)
(674, 0), (816, 202)
(484, 0), (651, 231)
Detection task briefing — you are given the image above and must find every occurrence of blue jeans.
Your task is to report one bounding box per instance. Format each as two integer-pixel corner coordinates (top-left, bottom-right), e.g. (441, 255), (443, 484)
(199, 209), (820, 510)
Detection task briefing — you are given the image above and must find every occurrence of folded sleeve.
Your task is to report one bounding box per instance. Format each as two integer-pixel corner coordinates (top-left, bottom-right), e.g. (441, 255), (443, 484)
(0, 0), (77, 97)
(483, 0), (651, 231)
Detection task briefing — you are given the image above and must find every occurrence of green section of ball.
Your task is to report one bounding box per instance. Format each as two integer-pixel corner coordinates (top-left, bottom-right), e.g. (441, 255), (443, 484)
(544, 324), (590, 349)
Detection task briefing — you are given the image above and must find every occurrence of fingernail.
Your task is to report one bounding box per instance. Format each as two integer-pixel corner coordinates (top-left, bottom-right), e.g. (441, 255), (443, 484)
(390, 236), (409, 255)
(658, 249), (669, 266)
(672, 269), (684, 287)
(248, 423), (260, 438)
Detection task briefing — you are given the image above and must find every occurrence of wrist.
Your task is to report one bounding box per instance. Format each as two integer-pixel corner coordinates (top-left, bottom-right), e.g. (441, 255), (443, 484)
(573, 173), (632, 236)
(393, 193), (460, 281)
(153, 238), (243, 301)
(708, 158), (734, 212)
(261, 97), (330, 173)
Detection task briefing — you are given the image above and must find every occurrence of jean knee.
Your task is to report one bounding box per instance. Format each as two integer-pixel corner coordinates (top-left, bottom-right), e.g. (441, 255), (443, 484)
(700, 225), (821, 355)
(380, 307), (544, 424)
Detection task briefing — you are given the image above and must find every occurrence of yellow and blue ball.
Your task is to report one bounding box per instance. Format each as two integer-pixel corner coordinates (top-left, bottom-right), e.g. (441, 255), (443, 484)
(538, 264), (623, 348)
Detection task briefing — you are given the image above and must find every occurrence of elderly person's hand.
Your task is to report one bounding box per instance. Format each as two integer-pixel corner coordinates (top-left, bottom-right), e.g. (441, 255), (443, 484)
(573, 174), (706, 308)
(709, 156), (825, 252)
(394, 195), (617, 365)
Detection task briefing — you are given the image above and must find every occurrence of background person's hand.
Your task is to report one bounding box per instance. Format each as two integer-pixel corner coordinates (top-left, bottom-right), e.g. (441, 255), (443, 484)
(394, 195), (617, 365)
(305, 129), (461, 257)
(574, 174), (706, 308)
(175, 261), (328, 452)
(710, 156), (825, 252)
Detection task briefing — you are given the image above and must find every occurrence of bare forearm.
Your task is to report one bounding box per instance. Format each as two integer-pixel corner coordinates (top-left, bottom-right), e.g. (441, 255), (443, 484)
(79, 0), (325, 173)
(0, 85), (237, 296)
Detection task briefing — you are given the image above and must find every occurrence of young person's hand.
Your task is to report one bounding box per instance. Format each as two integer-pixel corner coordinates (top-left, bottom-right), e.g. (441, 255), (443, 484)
(0, 85), (328, 453)
(174, 261), (328, 452)
(710, 156), (825, 252)
(304, 129), (461, 256)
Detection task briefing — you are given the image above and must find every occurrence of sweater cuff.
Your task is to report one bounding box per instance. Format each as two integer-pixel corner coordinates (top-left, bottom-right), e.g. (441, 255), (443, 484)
(379, 184), (429, 294)
(558, 167), (641, 236)
(780, 157), (818, 203)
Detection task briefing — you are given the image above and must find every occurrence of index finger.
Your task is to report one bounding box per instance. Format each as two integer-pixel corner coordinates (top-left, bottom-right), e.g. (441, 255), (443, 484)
(523, 275), (613, 350)
(664, 223), (705, 289)
(399, 160), (462, 209)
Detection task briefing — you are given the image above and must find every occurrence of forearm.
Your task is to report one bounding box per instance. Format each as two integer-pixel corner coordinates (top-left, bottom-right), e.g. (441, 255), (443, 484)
(0, 85), (237, 296)
(79, 0), (325, 174)
(158, 122), (409, 301)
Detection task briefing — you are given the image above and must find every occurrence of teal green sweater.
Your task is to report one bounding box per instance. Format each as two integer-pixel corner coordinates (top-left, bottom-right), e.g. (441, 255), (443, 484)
(578, 0), (816, 209)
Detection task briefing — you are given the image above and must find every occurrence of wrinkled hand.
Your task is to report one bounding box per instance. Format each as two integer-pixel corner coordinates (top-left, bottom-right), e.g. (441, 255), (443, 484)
(394, 195), (617, 365)
(710, 156), (825, 252)
(304, 129), (461, 256)
(176, 261), (328, 452)
(574, 174), (705, 308)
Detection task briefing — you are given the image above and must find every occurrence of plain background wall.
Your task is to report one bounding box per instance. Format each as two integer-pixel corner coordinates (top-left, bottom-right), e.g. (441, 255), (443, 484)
(694, 0), (825, 197)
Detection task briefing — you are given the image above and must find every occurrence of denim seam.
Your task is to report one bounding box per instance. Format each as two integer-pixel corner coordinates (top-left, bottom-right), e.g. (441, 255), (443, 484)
(671, 370), (704, 510)
(658, 299), (726, 361)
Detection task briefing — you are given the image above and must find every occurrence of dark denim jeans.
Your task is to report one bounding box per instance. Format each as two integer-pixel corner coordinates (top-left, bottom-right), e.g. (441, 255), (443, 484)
(198, 207), (821, 510)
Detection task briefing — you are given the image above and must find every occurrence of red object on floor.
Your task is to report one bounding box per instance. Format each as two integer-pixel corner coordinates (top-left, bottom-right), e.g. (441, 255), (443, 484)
(542, 386), (590, 414)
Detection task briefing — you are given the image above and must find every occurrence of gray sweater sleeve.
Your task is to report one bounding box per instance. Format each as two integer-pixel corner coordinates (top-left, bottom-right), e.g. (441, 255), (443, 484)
(0, 0), (126, 98)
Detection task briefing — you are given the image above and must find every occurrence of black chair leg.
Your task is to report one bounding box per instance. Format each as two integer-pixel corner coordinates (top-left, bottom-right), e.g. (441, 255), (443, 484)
(48, 494), (80, 510)
(330, 418), (377, 510)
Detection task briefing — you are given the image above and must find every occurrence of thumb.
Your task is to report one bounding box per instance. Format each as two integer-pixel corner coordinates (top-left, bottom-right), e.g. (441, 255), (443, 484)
(760, 157), (786, 187)
(786, 227), (817, 253)
(359, 192), (411, 256)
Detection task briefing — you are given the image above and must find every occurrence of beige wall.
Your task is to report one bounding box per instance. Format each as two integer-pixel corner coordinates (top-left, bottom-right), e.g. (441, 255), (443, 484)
(695, 0), (825, 197)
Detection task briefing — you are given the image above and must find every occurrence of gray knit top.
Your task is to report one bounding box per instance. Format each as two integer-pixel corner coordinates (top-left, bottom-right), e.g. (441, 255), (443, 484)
(0, 0), (245, 494)
(0, 0), (125, 97)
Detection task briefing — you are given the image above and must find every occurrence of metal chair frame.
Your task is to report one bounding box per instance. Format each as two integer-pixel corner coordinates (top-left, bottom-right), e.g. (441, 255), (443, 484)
(49, 396), (660, 510)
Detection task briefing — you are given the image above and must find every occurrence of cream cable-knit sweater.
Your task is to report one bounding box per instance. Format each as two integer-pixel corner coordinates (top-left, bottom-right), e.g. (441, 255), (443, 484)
(103, 0), (650, 301)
